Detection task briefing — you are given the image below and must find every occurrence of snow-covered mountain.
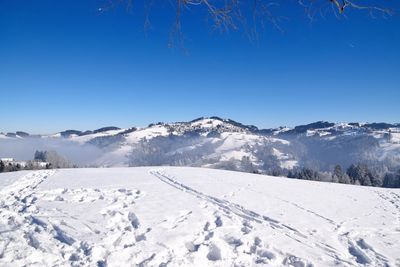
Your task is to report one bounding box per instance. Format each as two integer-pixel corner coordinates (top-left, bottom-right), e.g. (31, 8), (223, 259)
(0, 167), (399, 266)
(1, 117), (400, 173)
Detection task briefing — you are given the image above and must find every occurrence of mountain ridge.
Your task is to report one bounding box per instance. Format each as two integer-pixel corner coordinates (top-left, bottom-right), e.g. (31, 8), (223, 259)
(2, 117), (399, 138)
(1, 117), (399, 181)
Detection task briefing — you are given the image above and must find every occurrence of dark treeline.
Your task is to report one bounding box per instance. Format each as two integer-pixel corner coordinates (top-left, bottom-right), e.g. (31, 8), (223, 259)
(126, 135), (400, 189)
(0, 159), (51, 173)
(279, 164), (400, 188)
(0, 150), (75, 174)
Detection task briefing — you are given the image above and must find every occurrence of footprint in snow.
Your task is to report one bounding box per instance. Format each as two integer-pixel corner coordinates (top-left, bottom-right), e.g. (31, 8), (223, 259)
(241, 220), (253, 234)
(215, 216), (223, 227)
(207, 243), (222, 261)
(128, 212), (140, 229)
(224, 235), (243, 248)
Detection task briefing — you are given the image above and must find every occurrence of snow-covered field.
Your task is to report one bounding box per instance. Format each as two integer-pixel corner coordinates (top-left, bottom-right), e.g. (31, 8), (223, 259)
(0, 167), (399, 266)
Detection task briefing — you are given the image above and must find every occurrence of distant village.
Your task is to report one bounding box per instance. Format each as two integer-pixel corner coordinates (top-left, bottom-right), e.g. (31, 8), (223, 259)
(0, 150), (74, 173)
(0, 157), (51, 173)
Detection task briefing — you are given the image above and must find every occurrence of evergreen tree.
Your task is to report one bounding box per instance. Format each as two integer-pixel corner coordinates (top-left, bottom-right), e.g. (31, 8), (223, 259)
(369, 172), (382, 187)
(382, 170), (400, 188)
(271, 168), (282, 177)
(34, 150), (46, 162)
(287, 170), (296, 178)
(339, 174), (351, 184)
(0, 160), (4, 173)
(332, 165), (343, 183)
(240, 156), (256, 173)
(346, 164), (358, 184)
(296, 168), (320, 181)
(346, 163), (379, 186)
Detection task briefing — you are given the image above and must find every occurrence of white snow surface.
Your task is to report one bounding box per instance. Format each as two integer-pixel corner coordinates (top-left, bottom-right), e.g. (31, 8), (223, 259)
(390, 132), (400, 144)
(0, 167), (399, 267)
(124, 125), (170, 144)
(70, 129), (127, 144)
(271, 149), (298, 169)
(190, 119), (224, 128)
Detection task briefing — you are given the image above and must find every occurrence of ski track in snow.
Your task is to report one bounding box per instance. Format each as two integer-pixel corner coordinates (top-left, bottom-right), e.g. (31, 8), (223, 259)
(150, 170), (316, 266)
(0, 168), (399, 266)
(150, 170), (359, 267)
(150, 169), (400, 267)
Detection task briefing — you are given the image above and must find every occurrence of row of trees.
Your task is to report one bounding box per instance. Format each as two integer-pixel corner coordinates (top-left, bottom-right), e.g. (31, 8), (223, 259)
(0, 150), (74, 174)
(126, 135), (400, 188)
(126, 134), (400, 188)
(0, 160), (52, 173)
(34, 150), (73, 168)
(282, 164), (400, 188)
(382, 170), (400, 188)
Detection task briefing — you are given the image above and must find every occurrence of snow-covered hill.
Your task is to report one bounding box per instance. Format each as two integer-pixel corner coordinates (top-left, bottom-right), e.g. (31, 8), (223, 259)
(0, 167), (399, 266)
(63, 118), (400, 172)
(1, 117), (400, 173)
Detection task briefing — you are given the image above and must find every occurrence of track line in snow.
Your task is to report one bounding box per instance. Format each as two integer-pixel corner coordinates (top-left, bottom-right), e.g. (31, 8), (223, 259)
(149, 169), (381, 267)
(374, 190), (400, 222)
(149, 169), (330, 266)
(0, 170), (56, 211)
(2, 168), (396, 266)
(150, 169), (305, 236)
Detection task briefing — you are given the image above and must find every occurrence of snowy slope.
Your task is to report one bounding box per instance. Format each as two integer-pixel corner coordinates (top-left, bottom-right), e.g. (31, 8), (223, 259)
(0, 167), (399, 266)
(68, 129), (127, 144)
(2, 118), (400, 172)
(75, 119), (295, 169)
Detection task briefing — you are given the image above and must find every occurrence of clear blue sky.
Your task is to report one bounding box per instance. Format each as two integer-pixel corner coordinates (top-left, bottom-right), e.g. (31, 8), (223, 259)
(1, 0), (399, 133)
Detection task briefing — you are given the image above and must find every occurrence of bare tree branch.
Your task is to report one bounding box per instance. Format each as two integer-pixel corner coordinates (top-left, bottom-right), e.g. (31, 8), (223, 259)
(100, 0), (394, 46)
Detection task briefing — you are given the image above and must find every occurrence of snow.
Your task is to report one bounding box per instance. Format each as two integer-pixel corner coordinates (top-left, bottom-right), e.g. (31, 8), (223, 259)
(190, 118), (224, 128)
(271, 148), (298, 169)
(209, 133), (286, 163)
(219, 150), (251, 161)
(94, 145), (132, 167)
(89, 126), (171, 167)
(0, 170), (30, 188)
(94, 130), (292, 168)
(125, 125), (170, 144)
(215, 133), (256, 155)
(390, 132), (400, 144)
(70, 129), (126, 144)
(0, 167), (399, 266)
(88, 126), (172, 167)
(0, 158), (14, 162)
(273, 127), (292, 135)
(306, 130), (331, 137)
(216, 133), (288, 154)
(5, 120), (400, 172)
(48, 133), (62, 138)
